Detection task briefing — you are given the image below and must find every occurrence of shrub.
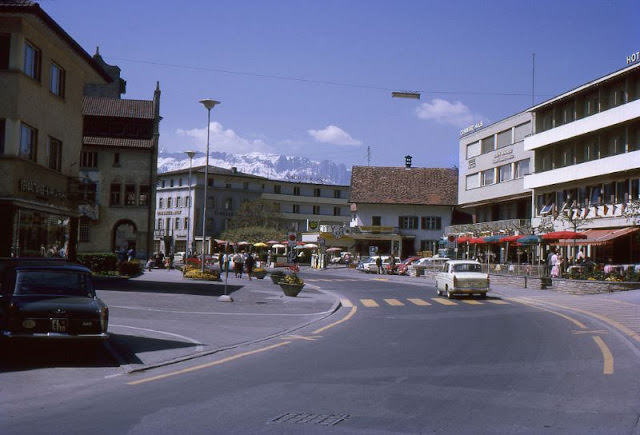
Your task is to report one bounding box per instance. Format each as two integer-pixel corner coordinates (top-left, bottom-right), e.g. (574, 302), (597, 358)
(118, 260), (142, 277)
(77, 253), (118, 273)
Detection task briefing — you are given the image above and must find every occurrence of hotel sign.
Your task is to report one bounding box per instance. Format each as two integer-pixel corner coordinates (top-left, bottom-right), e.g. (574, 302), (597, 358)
(460, 121), (484, 137)
(19, 178), (67, 201)
(627, 50), (640, 65)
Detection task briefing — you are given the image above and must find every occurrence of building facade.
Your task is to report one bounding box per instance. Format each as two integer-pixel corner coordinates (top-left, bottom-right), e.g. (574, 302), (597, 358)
(524, 62), (640, 263)
(78, 51), (160, 259)
(348, 162), (459, 259)
(451, 112), (533, 238)
(154, 165), (351, 255)
(0, 2), (112, 258)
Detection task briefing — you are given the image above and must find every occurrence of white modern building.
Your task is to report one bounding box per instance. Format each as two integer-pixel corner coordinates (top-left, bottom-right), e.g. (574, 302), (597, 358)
(524, 61), (640, 263)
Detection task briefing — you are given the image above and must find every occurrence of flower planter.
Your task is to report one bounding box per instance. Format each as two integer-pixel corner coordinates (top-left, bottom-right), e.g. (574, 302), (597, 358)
(270, 271), (286, 284)
(253, 270), (267, 279)
(279, 282), (305, 297)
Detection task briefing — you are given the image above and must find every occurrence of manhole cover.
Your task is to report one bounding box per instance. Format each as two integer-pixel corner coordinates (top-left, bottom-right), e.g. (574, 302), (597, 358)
(270, 412), (349, 426)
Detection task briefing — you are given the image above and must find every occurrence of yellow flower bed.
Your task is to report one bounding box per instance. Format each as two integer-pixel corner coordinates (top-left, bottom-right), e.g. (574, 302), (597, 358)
(183, 266), (220, 281)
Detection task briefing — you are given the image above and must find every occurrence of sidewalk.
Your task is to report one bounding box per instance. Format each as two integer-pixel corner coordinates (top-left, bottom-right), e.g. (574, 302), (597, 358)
(96, 268), (340, 372)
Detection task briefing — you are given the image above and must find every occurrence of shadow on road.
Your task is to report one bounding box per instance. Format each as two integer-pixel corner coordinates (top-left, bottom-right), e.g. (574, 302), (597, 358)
(107, 333), (196, 365)
(0, 341), (119, 372)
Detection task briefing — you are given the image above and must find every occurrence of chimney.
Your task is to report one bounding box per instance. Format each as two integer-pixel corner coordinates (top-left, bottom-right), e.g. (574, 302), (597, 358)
(404, 155), (412, 168)
(231, 167), (237, 173)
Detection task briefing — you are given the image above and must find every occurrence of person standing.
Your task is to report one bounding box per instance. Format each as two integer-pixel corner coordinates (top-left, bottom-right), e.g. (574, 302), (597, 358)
(245, 253), (255, 280)
(232, 252), (243, 278)
(376, 256), (383, 274)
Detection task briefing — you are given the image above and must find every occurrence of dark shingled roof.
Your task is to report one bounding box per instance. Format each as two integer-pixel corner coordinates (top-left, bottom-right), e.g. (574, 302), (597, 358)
(83, 136), (154, 150)
(349, 166), (458, 205)
(82, 96), (155, 119)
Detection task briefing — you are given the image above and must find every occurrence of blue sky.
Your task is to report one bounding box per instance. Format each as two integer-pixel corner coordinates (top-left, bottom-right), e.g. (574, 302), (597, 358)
(44, 0), (638, 168)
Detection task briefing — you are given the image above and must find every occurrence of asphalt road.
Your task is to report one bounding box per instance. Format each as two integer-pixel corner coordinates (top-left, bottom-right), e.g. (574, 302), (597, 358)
(2, 268), (640, 434)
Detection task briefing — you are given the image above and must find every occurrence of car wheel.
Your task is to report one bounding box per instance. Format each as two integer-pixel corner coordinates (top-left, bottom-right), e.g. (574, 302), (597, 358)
(445, 285), (453, 299)
(435, 283), (442, 296)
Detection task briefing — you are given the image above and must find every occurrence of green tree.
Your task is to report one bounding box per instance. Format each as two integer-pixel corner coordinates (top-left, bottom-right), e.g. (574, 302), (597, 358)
(219, 199), (284, 243)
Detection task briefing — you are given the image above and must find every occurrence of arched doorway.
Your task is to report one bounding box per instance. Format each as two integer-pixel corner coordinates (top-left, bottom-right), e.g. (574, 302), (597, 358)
(112, 220), (137, 256)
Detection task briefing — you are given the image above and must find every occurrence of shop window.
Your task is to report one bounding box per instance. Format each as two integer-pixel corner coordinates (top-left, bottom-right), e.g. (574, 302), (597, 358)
(47, 137), (62, 171)
(50, 62), (65, 97)
(19, 123), (37, 161)
(24, 40), (41, 80)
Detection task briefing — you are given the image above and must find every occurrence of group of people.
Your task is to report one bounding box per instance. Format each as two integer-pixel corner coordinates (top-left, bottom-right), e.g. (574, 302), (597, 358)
(146, 251), (174, 271)
(219, 251), (256, 280)
(548, 248), (596, 278)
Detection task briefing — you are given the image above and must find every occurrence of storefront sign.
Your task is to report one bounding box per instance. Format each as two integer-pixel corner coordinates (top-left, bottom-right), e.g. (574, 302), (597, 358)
(158, 210), (183, 215)
(459, 121), (484, 137)
(627, 50), (640, 65)
(19, 178), (66, 201)
(492, 148), (514, 163)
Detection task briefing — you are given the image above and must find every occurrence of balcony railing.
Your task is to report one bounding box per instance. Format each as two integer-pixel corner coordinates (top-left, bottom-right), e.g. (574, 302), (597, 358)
(446, 219), (531, 235)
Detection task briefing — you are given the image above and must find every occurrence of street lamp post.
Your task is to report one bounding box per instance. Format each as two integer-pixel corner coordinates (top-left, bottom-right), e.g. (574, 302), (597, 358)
(184, 150), (197, 257)
(199, 99), (220, 275)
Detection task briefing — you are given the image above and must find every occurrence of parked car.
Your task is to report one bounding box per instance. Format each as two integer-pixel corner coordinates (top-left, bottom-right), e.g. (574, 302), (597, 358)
(363, 256), (396, 273)
(355, 256), (370, 272)
(0, 259), (109, 341)
(396, 256), (422, 275)
(434, 260), (490, 299)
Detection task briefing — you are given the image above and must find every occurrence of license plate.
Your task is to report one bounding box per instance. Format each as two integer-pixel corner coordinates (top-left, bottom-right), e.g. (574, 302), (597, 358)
(51, 318), (68, 333)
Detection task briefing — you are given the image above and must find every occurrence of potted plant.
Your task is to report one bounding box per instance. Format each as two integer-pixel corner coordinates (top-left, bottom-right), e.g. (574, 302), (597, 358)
(270, 269), (286, 284)
(279, 265), (304, 297)
(253, 267), (267, 279)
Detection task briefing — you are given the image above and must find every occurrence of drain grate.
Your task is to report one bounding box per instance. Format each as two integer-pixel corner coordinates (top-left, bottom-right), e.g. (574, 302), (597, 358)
(270, 412), (350, 426)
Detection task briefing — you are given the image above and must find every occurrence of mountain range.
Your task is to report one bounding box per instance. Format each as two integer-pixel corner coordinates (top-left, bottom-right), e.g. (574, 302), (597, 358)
(157, 151), (352, 185)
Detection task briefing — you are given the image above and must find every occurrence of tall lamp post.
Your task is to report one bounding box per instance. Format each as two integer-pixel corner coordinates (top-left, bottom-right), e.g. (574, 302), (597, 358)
(184, 150), (197, 257)
(199, 99), (220, 275)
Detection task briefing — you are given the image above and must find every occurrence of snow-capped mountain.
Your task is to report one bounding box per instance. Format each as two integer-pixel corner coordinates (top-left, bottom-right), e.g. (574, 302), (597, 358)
(157, 151), (351, 185)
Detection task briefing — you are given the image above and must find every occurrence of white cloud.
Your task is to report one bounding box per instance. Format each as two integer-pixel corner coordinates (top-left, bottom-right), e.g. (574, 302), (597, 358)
(308, 125), (362, 146)
(176, 122), (270, 154)
(415, 99), (478, 127)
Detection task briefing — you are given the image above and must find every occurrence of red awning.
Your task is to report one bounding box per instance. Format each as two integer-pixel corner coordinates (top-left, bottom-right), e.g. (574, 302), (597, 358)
(554, 227), (639, 246)
(542, 231), (588, 241)
(468, 237), (486, 244)
(457, 236), (472, 243)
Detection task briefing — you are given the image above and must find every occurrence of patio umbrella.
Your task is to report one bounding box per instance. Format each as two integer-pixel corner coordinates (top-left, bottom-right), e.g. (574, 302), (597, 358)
(271, 243), (286, 249)
(303, 243), (318, 249)
(253, 242), (268, 247)
(266, 240), (279, 245)
(541, 231), (587, 241)
(517, 235), (541, 244)
(326, 247), (342, 252)
(483, 235), (506, 243)
(237, 241), (250, 246)
(501, 235), (522, 243)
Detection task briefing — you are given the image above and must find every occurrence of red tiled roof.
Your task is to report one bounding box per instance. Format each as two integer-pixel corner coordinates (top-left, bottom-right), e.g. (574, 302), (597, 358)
(349, 166), (458, 205)
(83, 136), (154, 149)
(82, 96), (155, 119)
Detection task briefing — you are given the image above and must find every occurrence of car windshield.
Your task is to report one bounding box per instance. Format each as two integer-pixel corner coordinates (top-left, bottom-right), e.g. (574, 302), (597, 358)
(452, 263), (482, 273)
(14, 270), (94, 297)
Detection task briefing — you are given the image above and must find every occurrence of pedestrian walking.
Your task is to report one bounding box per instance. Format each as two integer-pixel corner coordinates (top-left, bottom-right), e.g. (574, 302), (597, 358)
(233, 252), (243, 278)
(245, 253), (255, 280)
(376, 256), (383, 274)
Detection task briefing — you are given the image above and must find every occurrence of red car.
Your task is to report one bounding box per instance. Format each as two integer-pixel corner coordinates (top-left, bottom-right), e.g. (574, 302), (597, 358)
(395, 256), (423, 275)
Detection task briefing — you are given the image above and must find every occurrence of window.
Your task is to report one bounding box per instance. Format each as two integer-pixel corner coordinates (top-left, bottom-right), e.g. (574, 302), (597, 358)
(292, 204), (300, 214)
(79, 218), (90, 242)
(314, 188), (321, 197)
(481, 168), (495, 186)
(334, 189), (341, 199)
(225, 183), (231, 189)
(498, 164), (512, 182)
(274, 185), (281, 194)
(176, 197), (182, 208)
(184, 217), (189, 230)
(79, 181), (97, 202)
(113, 152), (120, 166)
(466, 173), (480, 190)
(139, 185), (149, 206)
(514, 122), (530, 142)
(466, 141), (480, 159)
(170, 179), (174, 187)
(481, 135), (495, 154)
(224, 198), (233, 210)
(179, 178), (183, 187)
(514, 159), (530, 178)
(167, 197), (172, 208)
(185, 196), (190, 207)
(161, 180), (166, 188)
(273, 203), (281, 212)
(81, 150), (98, 168)
(0, 118), (5, 154)
(125, 184), (136, 205)
(50, 62), (65, 97)
(496, 129), (511, 149)
(421, 216), (441, 230)
(47, 137), (62, 171)
(110, 183), (121, 205)
(420, 240), (437, 253)
(242, 182), (248, 190)
(312, 205), (320, 215)
(23, 40), (41, 80)
(372, 216), (381, 226)
(158, 198), (163, 208)
(0, 33), (10, 70)
(175, 218), (180, 229)
(398, 216), (418, 229)
(333, 207), (341, 216)
(19, 123), (37, 161)
(293, 186), (300, 196)
(584, 92), (599, 116)
(616, 181), (628, 204)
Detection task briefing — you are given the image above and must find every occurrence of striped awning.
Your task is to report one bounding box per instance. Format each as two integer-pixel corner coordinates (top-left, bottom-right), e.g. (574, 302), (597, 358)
(553, 227), (638, 246)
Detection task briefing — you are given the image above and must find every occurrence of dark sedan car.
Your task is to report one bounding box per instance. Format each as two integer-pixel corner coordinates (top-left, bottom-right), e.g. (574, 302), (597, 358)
(0, 259), (109, 340)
